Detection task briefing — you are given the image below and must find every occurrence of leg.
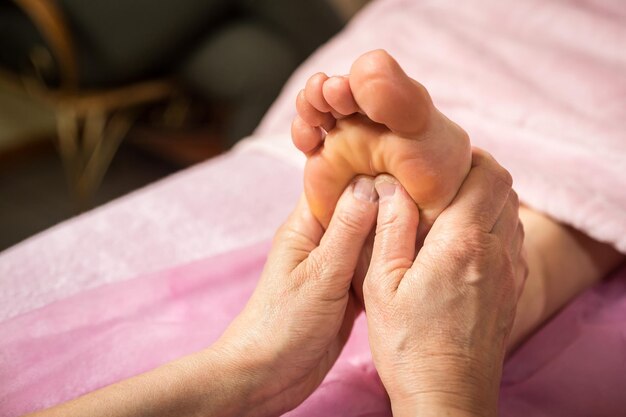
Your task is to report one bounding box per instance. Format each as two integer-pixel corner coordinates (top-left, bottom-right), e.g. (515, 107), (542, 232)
(509, 207), (624, 347)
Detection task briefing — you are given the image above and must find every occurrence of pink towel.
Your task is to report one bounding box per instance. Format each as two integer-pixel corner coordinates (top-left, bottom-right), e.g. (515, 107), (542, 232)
(0, 151), (302, 321)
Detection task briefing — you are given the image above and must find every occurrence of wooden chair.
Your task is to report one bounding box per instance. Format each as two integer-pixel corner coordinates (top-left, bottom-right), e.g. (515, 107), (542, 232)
(1, 0), (176, 208)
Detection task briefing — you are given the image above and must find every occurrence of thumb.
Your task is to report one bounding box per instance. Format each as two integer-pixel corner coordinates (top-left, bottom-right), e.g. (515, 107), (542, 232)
(364, 175), (420, 299)
(269, 194), (325, 270)
(306, 176), (379, 288)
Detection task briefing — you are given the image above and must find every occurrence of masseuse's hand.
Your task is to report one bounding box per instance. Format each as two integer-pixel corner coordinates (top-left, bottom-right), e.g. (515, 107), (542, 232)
(32, 178), (379, 417)
(364, 149), (526, 417)
(213, 176), (379, 415)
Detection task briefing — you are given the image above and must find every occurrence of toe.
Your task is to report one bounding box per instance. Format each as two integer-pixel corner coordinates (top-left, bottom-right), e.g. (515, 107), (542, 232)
(323, 76), (360, 116)
(305, 72), (332, 113)
(292, 115), (324, 154)
(296, 90), (336, 132)
(349, 49), (433, 137)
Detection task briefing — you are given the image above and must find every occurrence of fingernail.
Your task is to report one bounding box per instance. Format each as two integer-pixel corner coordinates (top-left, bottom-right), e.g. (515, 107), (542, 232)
(375, 178), (398, 200)
(353, 177), (378, 202)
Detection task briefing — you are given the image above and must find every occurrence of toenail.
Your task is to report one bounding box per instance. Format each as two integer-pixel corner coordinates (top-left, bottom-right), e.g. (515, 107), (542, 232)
(353, 176), (378, 202)
(375, 178), (397, 200)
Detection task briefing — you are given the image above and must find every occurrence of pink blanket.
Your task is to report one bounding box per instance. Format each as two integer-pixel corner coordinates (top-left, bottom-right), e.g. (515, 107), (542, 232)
(1, 0), (625, 415)
(257, 0), (626, 253)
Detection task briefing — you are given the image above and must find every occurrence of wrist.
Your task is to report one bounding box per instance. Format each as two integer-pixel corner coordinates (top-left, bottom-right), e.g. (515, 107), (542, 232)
(392, 393), (490, 417)
(193, 344), (283, 417)
(385, 353), (502, 417)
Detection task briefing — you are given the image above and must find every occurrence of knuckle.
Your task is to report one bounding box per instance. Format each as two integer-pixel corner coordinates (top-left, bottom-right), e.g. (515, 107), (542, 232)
(362, 276), (379, 299)
(441, 227), (506, 283)
(425, 229), (470, 263)
(472, 146), (491, 162)
(273, 222), (290, 245)
(308, 245), (354, 284)
(478, 148), (513, 189)
(458, 227), (499, 256)
(505, 203), (521, 229)
(473, 147), (499, 172)
(509, 189), (520, 208)
(334, 203), (370, 236)
(516, 223), (525, 248)
(373, 256), (413, 284)
(496, 165), (514, 188)
(376, 209), (401, 233)
(362, 274), (396, 307)
(521, 256), (530, 281)
(305, 250), (330, 280)
(275, 223), (304, 245)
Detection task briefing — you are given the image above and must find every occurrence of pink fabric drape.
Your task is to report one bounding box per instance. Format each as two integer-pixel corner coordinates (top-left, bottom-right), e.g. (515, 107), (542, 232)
(257, 0), (626, 253)
(2, 241), (625, 416)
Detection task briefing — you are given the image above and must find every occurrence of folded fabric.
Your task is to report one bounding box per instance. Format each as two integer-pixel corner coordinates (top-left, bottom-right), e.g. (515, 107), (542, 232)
(0, 151), (303, 321)
(0, 243), (271, 415)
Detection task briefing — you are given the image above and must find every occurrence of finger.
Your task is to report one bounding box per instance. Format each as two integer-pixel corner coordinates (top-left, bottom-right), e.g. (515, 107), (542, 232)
(270, 194), (325, 269)
(308, 176), (379, 282)
(514, 220), (525, 261)
(351, 228), (375, 306)
(430, 147), (513, 237)
(490, 189), (520, 244)
(491, 191), (525, 294)
(506, 219), (524, 266)
(516, 244), (529, 301)
(497, 217), (526, 302)
(364, 175), (420, 298)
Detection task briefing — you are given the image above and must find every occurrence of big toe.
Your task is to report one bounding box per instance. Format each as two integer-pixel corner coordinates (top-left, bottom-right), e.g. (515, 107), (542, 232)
(349, 49), (433, 137)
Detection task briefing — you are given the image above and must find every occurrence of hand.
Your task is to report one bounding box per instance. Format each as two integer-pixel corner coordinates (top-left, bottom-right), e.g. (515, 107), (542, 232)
(363, 149), (527, 417)
(30, 177), (379, 417)
(213, 176), (379, 415)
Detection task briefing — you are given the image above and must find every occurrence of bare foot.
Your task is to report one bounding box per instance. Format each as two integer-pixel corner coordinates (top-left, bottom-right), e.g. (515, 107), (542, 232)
(292, 50), (472, 239)
(292, 50), (626, 353)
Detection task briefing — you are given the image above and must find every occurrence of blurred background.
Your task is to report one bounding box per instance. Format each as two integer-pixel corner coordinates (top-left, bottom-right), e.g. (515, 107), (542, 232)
(0, 0), (370, 251)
